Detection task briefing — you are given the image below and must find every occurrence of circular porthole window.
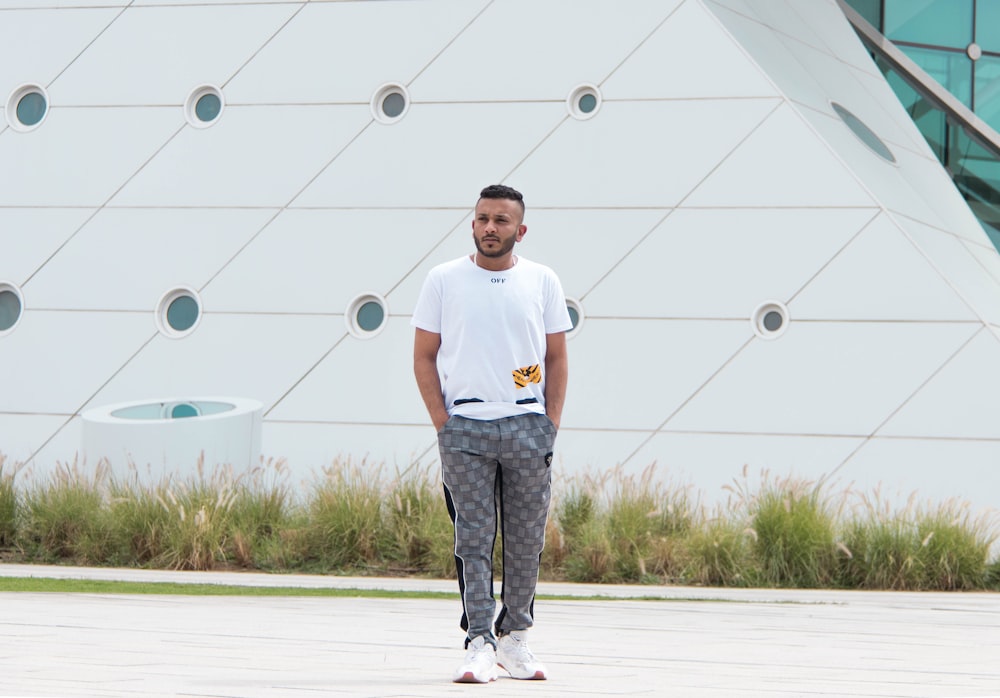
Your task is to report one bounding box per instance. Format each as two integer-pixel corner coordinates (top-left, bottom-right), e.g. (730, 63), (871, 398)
(5, 84), (49, 132)
(155, 287), (202, 338)
(164, 402), (200, 419)
(567, 84), (602, 120)
(346, 292), (388, 338)
(185, 85), (225, 128)
(0, 282), (24, 337)
(565, 297), (585, 338)
(371, 83), (409, 124)
(830, 102), (895, 164)
(751, 300), (789, 340)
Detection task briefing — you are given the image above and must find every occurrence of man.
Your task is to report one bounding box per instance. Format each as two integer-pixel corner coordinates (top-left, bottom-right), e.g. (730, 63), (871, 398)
(411, 184), (571, 683)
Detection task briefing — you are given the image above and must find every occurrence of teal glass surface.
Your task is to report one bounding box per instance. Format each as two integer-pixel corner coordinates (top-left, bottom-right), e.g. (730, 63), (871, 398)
(357, 300), (384, 332)
(885, 0), (972, 48)
(844, 0), (882, 29)
(567, 306), (579, 328)
(578, 93), (597, 114)
(195, 93), (221, 122)
(975, 0), (1000, 52)
(0, 290), (21, 331)
(381, 92), (405, 118)
(975, 55), (1000, 132)
(880, 58), (947, 159)
(166, 295), (199, 332)
(903, 45), (973, 107)
(16, 91), (46, 126)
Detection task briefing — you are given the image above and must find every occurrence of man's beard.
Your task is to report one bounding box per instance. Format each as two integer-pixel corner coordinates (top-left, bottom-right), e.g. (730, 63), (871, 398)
(475, 236), (516, 258)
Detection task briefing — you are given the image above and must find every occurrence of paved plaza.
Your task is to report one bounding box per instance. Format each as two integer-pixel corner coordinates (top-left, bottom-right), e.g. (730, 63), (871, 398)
(0, 564), (998, 697)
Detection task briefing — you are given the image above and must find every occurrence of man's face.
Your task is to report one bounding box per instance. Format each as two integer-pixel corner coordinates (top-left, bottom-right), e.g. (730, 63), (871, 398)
(472, 197), (526, 258)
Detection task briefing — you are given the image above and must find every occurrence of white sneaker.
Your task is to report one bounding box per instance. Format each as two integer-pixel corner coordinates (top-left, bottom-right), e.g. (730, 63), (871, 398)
(497, 630), (547, 680)
(452, 636), (498, 684)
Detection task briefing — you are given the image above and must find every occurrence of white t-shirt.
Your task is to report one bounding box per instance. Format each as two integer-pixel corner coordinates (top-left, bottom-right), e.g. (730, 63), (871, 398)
(411, 255), (573, 420)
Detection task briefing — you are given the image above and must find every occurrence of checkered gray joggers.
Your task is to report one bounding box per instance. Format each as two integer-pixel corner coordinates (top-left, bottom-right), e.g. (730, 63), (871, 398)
(438, 412), (556, 645)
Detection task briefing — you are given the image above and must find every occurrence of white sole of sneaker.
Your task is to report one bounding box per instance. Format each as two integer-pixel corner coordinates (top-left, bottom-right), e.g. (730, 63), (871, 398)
(498, 664), (546, 680)
(453, 671), (497, 684)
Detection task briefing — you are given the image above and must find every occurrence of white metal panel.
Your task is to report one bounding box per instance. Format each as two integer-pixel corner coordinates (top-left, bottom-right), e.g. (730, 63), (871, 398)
(0, 107), (182, 207)
(110, 104), (372, 207)
(0, 311), (154, 413)
(600, 0), (780, 100)
(878, 328), (1000, 439)
(387, 224), (481, 318)
(667, 321), (981, 436)
(0, 208), (94, 286)
(836, 437), (1000, 518)
(266, 318), (429, 424)
(799, 107), (981, 237)
(787, 0), (889, 75)
(504, 208), (671, 303)
(202, 209), (467, 314)
(724, 0), (833, 54)
(260, 422), (437, 475)
(789, 213), (979, 321)
(225, 0), (489, 104)
(80, 314), (344, 414)
(15, 417), (84, 485)
(583, 207), (876, 318)
(0, 414), (71, 466)
(49, 4), (300, 105)
(548, 429), (655, 474)
(0, 8), (121, 92)
(685, 103), (878, 208)
(625, 431), (867, 509)
(25, 208), (274, 310)
(292, 102), (566, 208)
(561, 318), (752, 431)
(901, 218), (1000, 327)
(409, 0), (680, 102)
(511, 98), (780, 208)
(704, 2), (832, 109)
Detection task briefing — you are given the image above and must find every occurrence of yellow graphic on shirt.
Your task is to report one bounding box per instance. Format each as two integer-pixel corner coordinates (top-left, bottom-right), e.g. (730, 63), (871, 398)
(513, 364), (542, 389)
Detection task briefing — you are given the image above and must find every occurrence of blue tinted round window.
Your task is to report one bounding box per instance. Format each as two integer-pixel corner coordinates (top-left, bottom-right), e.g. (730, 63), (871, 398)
(195, 93), (222, 122)
(166, 295), (199, 332)
(578, 93), (597, 114)
(357, 300), (385, 332)
(16, 91), (47, 127)
(831, 102), (896, 163)
(567, 305), (580, 328)
(170, 403), (199, 419)
(381, 92), (405, 118)
(763, 311), (783, 332)
(0, 290), (22, 331)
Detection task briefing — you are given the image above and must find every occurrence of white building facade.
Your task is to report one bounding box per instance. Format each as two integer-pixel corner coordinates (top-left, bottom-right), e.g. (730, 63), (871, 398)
(2, 0), (999, 515)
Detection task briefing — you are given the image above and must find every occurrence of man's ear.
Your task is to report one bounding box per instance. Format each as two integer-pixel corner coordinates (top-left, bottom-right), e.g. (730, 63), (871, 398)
(516, 224), (527, 241)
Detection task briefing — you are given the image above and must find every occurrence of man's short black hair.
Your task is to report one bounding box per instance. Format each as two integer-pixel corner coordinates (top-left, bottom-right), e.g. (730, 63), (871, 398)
(479, 184), (525, 214)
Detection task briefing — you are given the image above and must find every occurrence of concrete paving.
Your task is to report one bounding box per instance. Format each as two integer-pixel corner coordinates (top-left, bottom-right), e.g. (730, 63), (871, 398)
(0, 564), (998, 697)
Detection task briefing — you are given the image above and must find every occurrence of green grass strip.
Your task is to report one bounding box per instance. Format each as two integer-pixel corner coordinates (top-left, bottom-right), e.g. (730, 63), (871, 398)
(0, 576), (686, 601)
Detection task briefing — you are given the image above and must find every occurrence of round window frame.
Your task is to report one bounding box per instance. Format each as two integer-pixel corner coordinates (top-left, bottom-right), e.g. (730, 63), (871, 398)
(184, 84), (225, 129)
(751, 300), (789, 340)
(0, 281), (25, 337)
(565, 297), (585, 339)
(155, 286), (203, 339)
(5, 83), (49, 133)
(567, 84), (602, 121)
(371, 83), (410, 124)
(345, 292), (388, 339)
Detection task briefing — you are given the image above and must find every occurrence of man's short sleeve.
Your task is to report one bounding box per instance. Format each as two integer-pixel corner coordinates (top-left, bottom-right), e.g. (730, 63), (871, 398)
(411, 268), (442, 333)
